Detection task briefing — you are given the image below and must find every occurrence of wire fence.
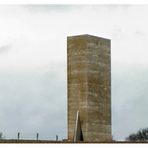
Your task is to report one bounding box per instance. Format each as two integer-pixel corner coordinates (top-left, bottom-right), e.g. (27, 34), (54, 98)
(0, 132), (61, 141)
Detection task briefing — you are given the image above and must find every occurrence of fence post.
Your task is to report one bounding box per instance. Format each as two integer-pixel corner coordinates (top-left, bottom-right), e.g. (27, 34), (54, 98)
(56, 135), (58, 141)
(37, 133), (39, 141)
(18, 132), (20, 140)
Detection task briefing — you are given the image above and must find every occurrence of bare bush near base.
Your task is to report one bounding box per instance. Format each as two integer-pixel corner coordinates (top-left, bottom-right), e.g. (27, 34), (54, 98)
(126, 128), (148, 141)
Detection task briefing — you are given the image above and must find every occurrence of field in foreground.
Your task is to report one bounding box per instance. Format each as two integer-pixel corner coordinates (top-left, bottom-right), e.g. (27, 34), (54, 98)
(0, 140), (148, 143)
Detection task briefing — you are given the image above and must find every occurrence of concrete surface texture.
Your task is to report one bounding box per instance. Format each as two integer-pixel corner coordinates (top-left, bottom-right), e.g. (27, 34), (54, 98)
(67, 34), (111, 142)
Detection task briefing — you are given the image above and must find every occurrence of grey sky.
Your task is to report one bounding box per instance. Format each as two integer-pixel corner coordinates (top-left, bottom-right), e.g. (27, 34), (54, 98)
(0, 5), (148, 141)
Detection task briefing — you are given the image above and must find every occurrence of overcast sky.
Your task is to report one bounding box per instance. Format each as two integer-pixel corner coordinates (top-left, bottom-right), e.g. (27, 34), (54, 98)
(0, 5), (148, 141)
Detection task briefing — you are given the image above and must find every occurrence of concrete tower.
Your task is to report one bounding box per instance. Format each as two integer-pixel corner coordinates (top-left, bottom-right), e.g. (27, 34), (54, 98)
(67, 34), (111, 142)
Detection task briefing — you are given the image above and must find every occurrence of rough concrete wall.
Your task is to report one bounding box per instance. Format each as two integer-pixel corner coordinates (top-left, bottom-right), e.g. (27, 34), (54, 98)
(67, 34), (111, 142)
